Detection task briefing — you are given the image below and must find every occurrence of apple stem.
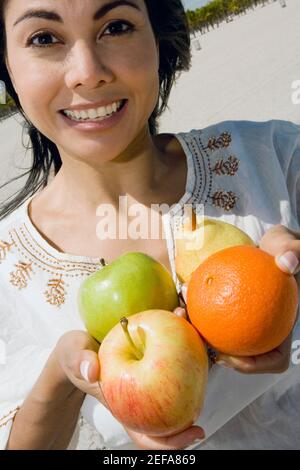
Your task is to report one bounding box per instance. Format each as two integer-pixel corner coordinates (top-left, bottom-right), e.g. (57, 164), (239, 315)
(137, 326), (146, 351)
(120, 317), (143, 360)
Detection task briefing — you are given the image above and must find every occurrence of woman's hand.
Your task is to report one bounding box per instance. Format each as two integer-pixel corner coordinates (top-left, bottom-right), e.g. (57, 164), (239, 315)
(180, 225), (300, 374)
(7, 332), (101, 450)
(260, 224), (300, 279)
(125, 426), (205, 450)
(216, 225), (299, 373)
(55, 299), (189, 402)
(55, 330), (107, 406)
(215, 332), (293, 374)
(56, 309), (205, 450)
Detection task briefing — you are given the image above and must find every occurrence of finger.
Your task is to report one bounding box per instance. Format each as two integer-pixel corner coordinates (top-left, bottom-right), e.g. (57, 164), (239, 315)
(276, 250), (300, 275)
(216, 349), (290, 374)
(173, 307), (188, 319)
(218, 332), (293, 374)
(127, 425), (205, 451)
(71, 351), (109, 406)
(259, 225), (300, 275)
(68, 350), (101, 383)
(259, 225), (300, 256)
(216, 355), (258, 373)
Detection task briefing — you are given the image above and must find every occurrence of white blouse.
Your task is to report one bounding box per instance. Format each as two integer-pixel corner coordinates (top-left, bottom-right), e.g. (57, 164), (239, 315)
(0, 119), (299, 450)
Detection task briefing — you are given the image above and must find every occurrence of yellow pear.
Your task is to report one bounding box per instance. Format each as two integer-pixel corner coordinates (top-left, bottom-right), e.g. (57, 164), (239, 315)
(175, 213), (255, 284)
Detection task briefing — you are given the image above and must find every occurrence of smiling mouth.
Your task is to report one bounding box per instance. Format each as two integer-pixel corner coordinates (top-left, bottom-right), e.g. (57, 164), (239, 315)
(59, 99), (127, 122)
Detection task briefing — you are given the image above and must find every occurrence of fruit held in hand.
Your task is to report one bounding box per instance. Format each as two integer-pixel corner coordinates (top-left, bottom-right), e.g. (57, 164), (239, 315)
(99, 310), (208, 436)
(78, 252), (179, 342)
(175, 215), (255, 283)
(187, 245), (298, 356)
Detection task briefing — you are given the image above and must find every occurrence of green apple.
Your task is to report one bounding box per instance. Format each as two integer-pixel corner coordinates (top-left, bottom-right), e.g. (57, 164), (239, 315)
(99, 310), (208, 436)
(78, 252), (179, 342)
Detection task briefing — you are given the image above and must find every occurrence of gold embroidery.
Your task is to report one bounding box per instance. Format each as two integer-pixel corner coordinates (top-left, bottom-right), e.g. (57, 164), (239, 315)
(206, 132), (232, 151)
(0, 407), (20, 429)
(0, 240), (15, 262)
(7, 226), (106, 307)
(9, 262), (33, 289)
(10, 226), (101, 275)
(22, 224), (100, 271)
(197, 131), (238, 211)
(210, 190), (238, 212)
(44, 276), (67, 307)
(212, 155), (239, 176)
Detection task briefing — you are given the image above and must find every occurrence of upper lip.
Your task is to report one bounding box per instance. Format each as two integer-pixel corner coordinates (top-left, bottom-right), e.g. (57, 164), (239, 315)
(61, 99), (126, 112)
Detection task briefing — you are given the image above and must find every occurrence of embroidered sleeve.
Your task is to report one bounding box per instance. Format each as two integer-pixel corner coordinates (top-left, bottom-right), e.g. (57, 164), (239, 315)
(0, 407), (20, 429)
(0, 405), (22, 449)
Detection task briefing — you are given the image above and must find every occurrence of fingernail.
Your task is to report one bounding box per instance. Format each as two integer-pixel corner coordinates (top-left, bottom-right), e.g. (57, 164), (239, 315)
(216, 360), (232, 368)
(277, 251), (299, 274)
(191, 439), (203, 446)
(80, 360), (90, 382)
(174, 308), (184, 318)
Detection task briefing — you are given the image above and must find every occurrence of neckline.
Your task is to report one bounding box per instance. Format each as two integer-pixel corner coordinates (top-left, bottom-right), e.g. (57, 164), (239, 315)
(21, 132), (196, 264)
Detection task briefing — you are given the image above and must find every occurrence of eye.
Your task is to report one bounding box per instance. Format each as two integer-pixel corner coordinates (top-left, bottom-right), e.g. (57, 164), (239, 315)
(102, 20), (134, 37)
(27, 31), (60, 48)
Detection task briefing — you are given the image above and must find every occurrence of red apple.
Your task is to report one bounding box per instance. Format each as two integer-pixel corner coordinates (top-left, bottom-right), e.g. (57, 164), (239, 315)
(99, 309), (208, 437)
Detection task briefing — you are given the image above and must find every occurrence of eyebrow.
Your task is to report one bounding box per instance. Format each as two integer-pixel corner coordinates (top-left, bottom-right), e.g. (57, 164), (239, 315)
(13, 0), (141, 27)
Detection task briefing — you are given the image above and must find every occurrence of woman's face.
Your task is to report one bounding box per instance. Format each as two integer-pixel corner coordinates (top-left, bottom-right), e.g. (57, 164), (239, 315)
(4, 0), (160, 165)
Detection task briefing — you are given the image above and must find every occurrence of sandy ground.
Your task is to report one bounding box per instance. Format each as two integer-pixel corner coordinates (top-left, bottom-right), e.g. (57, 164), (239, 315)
(159, 0), (300, 132)
(1, 0), (299, 201)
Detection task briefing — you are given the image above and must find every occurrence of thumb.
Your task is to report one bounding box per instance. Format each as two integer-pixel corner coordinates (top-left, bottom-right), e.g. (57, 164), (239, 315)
(259, 225), (300, 275)
(69, 350), (100, 384)
(173, 306), (188, 319)
(275, 251), (300, 275)
(69, 350), (109, 408)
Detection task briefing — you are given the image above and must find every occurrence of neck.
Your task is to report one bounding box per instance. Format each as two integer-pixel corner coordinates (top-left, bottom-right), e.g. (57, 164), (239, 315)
(44, 127), (170, 216)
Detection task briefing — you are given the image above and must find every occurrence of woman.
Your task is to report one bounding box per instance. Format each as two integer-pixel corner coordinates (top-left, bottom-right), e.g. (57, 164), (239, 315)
(0, 0), (299, 450)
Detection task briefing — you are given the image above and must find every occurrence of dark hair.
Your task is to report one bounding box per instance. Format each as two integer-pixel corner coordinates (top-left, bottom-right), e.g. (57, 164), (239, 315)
(0, 0), (191, 220)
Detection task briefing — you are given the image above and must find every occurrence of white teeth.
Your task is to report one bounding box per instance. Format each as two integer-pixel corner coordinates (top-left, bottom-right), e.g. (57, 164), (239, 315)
(97, 107), (107, 118)
(80, 110), (88, 119)
(87, 109), (98, 119)
(63, 100), (123, 121)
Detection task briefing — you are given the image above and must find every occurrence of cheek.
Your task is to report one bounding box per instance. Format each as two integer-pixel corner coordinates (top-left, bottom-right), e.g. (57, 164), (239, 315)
(17, 66), (57, 109)
(6, 38), (56, 105)
(10, 59), (61, 135)
(119, 42), (160, 103)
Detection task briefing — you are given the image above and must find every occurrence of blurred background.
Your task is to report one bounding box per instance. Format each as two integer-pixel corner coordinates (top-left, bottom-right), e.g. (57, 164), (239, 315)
(160, 0), (300, 131)
(1, 0), (299, 201)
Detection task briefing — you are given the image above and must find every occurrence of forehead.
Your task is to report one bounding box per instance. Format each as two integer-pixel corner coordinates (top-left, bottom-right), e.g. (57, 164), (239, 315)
(4, 0), (147, 23)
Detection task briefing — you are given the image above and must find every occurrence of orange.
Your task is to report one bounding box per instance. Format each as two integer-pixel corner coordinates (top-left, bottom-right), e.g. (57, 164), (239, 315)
(186, 245), (299, 356)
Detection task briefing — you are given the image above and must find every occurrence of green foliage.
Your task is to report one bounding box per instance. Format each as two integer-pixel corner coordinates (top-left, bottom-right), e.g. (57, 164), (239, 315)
(186, 0), (272, 33)
(0, 93), (17, 120)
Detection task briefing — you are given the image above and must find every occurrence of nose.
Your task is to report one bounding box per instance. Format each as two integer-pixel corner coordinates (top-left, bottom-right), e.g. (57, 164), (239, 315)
(64, 41), (114, 90)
